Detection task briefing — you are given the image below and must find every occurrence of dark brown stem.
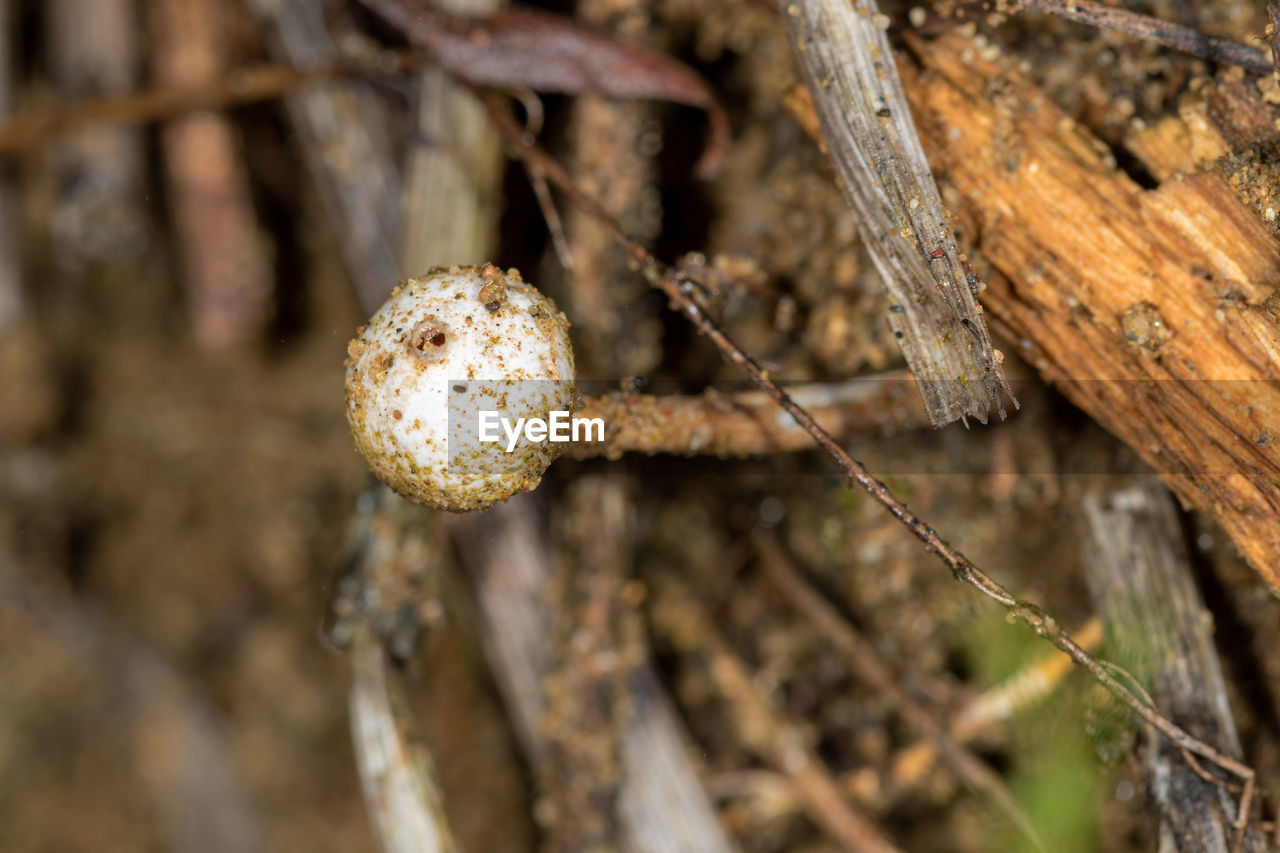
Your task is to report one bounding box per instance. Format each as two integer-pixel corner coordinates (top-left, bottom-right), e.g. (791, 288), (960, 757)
(0, 55), (425, 157)
(649, 572), (901, 853)
(1022, 0), (1271, 74)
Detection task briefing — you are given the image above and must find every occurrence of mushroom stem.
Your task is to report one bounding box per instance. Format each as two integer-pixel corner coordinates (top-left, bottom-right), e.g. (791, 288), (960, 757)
(563, 371), (929, 459)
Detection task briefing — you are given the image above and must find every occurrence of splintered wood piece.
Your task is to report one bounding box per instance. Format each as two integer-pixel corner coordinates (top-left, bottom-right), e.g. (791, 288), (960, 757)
(350, 625), (460, 853)
(47, 0), (146, 266)
(1127, 76), (1280, 241)
(1082, 483), (1263, 852)
(782, 0), (1013, 427)
(897, 33), (1280, 591)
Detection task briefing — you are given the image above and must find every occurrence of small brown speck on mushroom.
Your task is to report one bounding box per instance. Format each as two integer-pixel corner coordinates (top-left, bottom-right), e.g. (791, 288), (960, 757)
(409, 317), (447, 352)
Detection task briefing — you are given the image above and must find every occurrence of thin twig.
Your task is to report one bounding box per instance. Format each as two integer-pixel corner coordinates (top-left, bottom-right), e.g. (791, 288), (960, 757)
(1021, 0), (1271, 74)
(467, 90), (1260, 842)
(526, 166), (576, 274)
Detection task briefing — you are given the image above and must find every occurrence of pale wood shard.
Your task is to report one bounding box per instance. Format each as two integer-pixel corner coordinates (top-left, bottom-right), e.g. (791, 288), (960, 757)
(886, 617), (1104, 798)
(563, 373), (929, 459)
(893, 33), (1280, 590)
(1081, 483), (1263, 852)
(350, 626), (458, 853)
(782, 0), (1014, 427)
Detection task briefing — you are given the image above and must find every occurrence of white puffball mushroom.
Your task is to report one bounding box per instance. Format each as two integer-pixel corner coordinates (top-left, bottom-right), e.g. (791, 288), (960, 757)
(345, 264), (575, 512)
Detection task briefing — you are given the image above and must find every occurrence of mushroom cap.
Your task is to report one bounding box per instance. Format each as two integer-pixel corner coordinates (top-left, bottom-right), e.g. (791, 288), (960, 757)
(344, 265), (575, 511)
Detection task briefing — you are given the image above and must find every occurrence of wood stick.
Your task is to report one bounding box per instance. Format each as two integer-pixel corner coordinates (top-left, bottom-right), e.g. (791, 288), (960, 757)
(350, 625), (460, 853)
(895, 32), (1280, 593)
(335, 488), (460, 853)
(1081, 482), (1264, 852)
(782, 0), (1014, 427)
(152, 0), (271, 347)
(0, 0), (18, 331)
(46, 0), (146, 267)
(563, 0), (664, 378)
(245, 0), (404, 315)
